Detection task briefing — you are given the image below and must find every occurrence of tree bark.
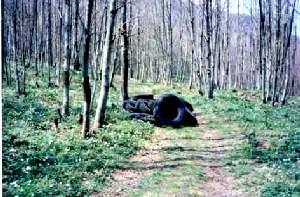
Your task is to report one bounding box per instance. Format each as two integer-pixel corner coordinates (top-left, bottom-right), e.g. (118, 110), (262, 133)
(167, 0), (173, 85)
(1, 0), (7, 85)
(81, 0), (94, 138)
(206, 0), (213, 99)
(13, 0), (21, 94)
(188, 0), (195, 90)
(74, 0), (80, 71)
(280, 0), (296, 105)
(121, 0), (129, 101)
(259, 0), (267, 103)
(272, 0), (281, 106)
(48, 0), (53, 87)
(62, 0), (71, 116)
(33, 0), (38, 76)
(57, 0), (63, 85)
(93, 0), (118, 129)
(226, 0), (231, 89)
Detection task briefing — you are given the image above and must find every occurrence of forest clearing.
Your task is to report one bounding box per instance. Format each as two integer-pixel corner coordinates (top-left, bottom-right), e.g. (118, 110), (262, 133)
(1, 0), (300, 196)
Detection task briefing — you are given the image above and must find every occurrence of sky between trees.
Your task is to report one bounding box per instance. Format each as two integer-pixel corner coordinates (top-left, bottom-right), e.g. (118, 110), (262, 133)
(227, 0), (300, 36)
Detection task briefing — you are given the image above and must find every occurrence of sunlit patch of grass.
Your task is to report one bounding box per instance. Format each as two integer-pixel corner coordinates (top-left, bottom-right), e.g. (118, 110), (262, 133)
(129, 163), (205, 197)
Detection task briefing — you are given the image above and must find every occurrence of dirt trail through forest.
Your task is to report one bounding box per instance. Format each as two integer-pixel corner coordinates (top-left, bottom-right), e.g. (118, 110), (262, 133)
(94, 112), (250, 197)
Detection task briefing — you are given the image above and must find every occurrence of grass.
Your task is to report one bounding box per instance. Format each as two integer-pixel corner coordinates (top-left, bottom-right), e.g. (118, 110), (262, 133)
(129, 163), (205, 197)
(190, 90), (300, 196)
(3, 70), (300, 196)
(2, 71), (154, 196)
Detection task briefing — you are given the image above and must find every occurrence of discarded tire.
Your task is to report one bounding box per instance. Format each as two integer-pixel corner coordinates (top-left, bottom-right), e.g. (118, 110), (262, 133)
(182, 99), (194, 112)
(132, 94), (154, 101)
(129, 113), (157, 125)
(123, 93), (198, 127)
(123, 99), (156, 114)
(153, 94), (186, 128)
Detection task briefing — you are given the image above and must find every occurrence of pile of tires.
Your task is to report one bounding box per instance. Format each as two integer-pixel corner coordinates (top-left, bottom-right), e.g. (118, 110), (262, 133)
(123, 93), (198, 127)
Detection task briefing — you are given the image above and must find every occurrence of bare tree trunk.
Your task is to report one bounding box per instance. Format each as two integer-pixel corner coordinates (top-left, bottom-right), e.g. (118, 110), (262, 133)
(289, 23), (297, 96)
(40, 0), (45, 77)
(81, 0), (94, 138)
(226, 0), (231, 89)
(259, 0), (267, 103)
(206, 0), (213, 99)
(136, 8), (141, 80)
(47, 0), (53, 87)
(110, 41), (120, 87)
(56, 0), (63, 85)
(167, 0), (173, 85)
(1, 0), (7, 85)
(128, 0), (133, 78)
(62, 0), (71, 116)
(266, 0), (273, 100)
(21, 0), (26, 93)
(215, 0), (221, 89)
(234, 0), (240, 89)
(121, 0), (129, 101)
(188, 0), (195, 90)
(272, 0), (281, 106)
(33, 0), (38, 76)
(93, 0), (118, 129)
(280, 0), (296, 105)
(13, 0), (21, 94)
(74, 0), (80, 71)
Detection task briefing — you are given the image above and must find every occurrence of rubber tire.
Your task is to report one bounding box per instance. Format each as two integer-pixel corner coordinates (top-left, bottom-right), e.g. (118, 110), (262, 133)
(182, 99), (194, 112)
(129, 113), (158, 125)
(182, 110), (198, 126)
(153, 94), (186, 128)
(132, 94), (154, 101)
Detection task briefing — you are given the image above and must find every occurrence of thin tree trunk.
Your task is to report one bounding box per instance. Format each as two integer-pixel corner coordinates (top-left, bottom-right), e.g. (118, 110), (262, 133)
(1, 0), (7, 85)
(280, 0), (296, 105)
(110, 44), (119, 87)
(62, 0), (71, 116)
(136, 9), (141, 80)
(272, 0), (281, 106)
(48, 0), (53, 87)
(93, 0), (118, 129)
(167, 0), (173, 85)
(215, 0), (221, 89)
(188, 0), (195, 90)
(57, 0), (63, 85)
(121, 0), (129, 101)
(74, 0), (80, 70)
(40, 0), (45, 77)
(206, 0), (213, 99)
(226, 0), (231, 89)
(266, 0), (273, 100)
(259, 0), (267, 103)
(81, 0), (94, 138)
(13, 0), (21, 94)
(33, 0), (38, 76)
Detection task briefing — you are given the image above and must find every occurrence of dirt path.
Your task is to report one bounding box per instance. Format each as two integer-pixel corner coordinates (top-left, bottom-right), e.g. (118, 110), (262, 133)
(94, 113), (250, 197)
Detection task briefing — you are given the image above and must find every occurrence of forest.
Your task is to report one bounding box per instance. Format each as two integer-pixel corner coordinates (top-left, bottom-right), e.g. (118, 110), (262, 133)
(2, 0), (300, 196)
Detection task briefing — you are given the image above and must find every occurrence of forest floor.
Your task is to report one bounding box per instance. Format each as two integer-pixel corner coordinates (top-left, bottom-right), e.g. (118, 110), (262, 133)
(95, 82), (300, 197)
(95, 104), (252, 197)
(3, 77), (300, 196)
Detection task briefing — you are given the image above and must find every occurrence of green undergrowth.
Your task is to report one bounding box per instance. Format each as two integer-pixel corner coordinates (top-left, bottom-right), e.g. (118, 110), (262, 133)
(127, 82), (300, 196)
(3, 75), (300, 196)
(2, 72), (154, 196)
(191, 90), (300, 196)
